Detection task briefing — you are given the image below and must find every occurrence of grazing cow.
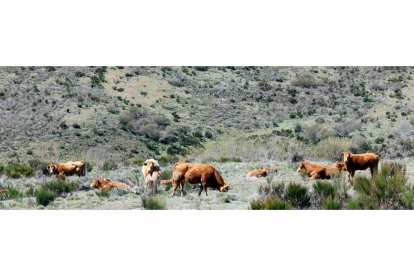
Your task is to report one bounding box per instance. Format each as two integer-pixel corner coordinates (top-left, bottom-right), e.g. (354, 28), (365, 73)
(296, 160), (326, 179)
(91, 178), (128, 190)
(247, 166), (278, 178)
(145, 171), (161, 194)
(47, 160), (86, 179)
(172, 162), (229, 196)
(342, 152), (380, 183)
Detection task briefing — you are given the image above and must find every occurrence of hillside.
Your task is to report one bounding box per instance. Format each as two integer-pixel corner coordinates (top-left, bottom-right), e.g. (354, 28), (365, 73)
(1, 66), (414, 168)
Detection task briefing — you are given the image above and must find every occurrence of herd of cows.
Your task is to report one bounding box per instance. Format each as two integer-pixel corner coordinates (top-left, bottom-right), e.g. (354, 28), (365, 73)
(0, 151), (383, 200)
(32, 151), (382, 198)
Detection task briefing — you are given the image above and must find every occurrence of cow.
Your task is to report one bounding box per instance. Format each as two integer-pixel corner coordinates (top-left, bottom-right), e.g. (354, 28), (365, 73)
(171, 162), (229, 196)
(141, 159), (160, 179)
(47, 160), (86, 180)
(342, 152), (380, 183)
(296, 160), (326, 179)
(142, 159), (161, 193)
(91, 178), (129, 190)
(247, 166), (277, 178)
(322, 161), (347, 179)
(145, 170), (161, 194)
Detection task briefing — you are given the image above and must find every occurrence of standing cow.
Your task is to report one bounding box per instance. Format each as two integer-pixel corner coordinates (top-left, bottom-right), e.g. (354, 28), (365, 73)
(342, 152), (380, 183)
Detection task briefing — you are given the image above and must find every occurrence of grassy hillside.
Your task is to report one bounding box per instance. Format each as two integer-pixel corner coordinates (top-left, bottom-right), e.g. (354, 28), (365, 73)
(1, 66), (414, 169)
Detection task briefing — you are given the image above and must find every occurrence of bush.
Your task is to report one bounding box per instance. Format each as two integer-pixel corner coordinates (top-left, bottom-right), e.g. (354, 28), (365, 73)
(96, 188), (111, 198)
(250, 198), (291, 210)
(102, 159), (118, 171)
(35, 189), (56, 207)
(161, 169), (172, 180)
(285, 183), (310, 209)
(42, 180), (79, 197)
(158, 155), (179, 166)
(322, 198), (341, 210)
(217, 157), (242, 163)
(4, 163), (35, 178)
(85, 161), (94, 172)
(312, 181), (336, 208)
(353, 162), (407, 209)
(142, 196), (167, 210)
(0, 163), (4, 175)
(400, 186), (414, 209)
(0, 186), (22, 201)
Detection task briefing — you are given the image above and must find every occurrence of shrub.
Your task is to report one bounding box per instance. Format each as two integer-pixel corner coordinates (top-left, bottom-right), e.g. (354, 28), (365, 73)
(42, 180), (79, 197)
(400, 186), (414, 209)
(353, 162), (407, 209)
(250, 198), (291, 210)
(102, 159), (118, 171)
(96, 188), (111, 198)
(0, 186), (22, 201)
(85, 161), (94, 172)
(35, 189), (56, 207)
(25, 186), (37, 197)
(4, 163), (35, 178)
(161, 169), (172, 180)
(312, 181), (336, 208)
(142, 196), (167, 210)
(217, 157), (242, 163)
(158, 155), (179, 166)
(322, 198), (341, 210)
(285, 183), (310, 209)
(0, 163), (4, 175)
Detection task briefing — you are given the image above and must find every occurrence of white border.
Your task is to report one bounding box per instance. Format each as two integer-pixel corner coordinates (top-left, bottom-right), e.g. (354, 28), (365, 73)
(1, 1), (414, 275)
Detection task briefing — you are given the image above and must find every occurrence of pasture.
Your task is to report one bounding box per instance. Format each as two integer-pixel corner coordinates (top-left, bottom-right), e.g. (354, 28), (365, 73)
(1, 159), (413, 210)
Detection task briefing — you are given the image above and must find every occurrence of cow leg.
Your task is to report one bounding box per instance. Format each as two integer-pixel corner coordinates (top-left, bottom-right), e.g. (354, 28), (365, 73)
(198, 185), (203, 196)
(179, 181), (185, 197)
(172, 182), (178, 196)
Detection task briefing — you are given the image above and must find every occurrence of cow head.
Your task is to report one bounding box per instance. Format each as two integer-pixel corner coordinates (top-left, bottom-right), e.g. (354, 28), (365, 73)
(296, 160), (305, 173)
(91, 178), (100, 189)
(143, 159), (160, 174)
(220, 184), (229, 192)
(334, 161), (347, 171)
(47, 164), (58, 174)
(342, 152), (352, 163)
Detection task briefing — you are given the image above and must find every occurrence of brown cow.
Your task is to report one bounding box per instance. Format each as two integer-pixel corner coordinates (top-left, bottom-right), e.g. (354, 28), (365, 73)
(323, 161), (347, 179)
(247, 166), (277, 178)
(297, 160), (326, 179)
(171, 162), (229, 196)
(342, 152), (380, 183)
(91, 178), (129, 190)
(47, 161), (86, 179)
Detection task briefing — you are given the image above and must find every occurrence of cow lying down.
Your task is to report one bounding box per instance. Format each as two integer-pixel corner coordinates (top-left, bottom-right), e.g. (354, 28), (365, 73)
(91, 178), (129, 190)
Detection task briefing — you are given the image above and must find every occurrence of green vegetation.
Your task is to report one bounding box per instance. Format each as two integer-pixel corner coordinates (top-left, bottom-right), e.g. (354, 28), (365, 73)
(142, 196), (167, 210)
(102, 159), (118, 171)
(34, 180), (79, 206)
(96, 188), (111, 198)
(4, 163), (35, 178)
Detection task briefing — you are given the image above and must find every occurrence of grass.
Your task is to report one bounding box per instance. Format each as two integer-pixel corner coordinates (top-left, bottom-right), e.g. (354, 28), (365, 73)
(34, 180), (80, 207)
(4, 163), (35, 178)
(250, 197), (291, 210)
(142, 196), (167, 210)
(0, 186), (22, 201)
(96, 188), (111, 198)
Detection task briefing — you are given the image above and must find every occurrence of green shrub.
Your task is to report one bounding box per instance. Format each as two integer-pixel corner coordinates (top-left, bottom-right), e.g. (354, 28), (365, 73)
(0, 186), (22, 201)
(322, 198), (341, 210)
(0, 163), (4, 175)
(217, 157), (242, 163)
(102, 159), (118, 171)
(96, 188), (111, 198)
(158, 155), (179, 166)
(400, 186), (414, 209)
(347, 197), (373, 210)
(84, 161), (94, 172)
(43, 180), (79, 196)
(250, 197), (291, 210)
(4, 163), (35, 178)
(161, 169), (172, 180)
(35, 189), (56, 207)
(285, 183), (310, 209)
(353, 162), (407, 209)
(142, 196), (167, 210)
(25, 186), (37, 197)
(313, 181), (336, 199)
